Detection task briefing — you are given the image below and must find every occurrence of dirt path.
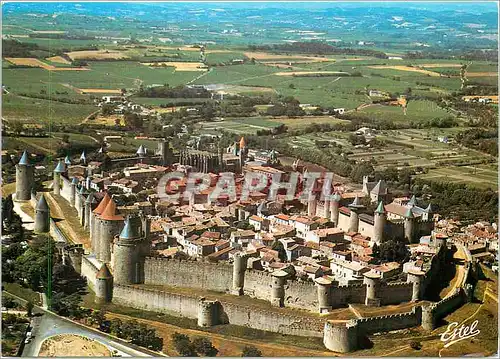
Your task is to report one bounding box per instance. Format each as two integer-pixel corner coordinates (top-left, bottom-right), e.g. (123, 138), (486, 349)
(105, 312), (337, 357)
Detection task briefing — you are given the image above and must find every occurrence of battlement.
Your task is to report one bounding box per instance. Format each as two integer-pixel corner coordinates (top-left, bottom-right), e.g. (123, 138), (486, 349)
(385, 281), (413, 288)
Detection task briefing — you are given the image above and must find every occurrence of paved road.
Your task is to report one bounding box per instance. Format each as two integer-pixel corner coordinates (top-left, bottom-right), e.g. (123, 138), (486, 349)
(22, 310), (151, 357)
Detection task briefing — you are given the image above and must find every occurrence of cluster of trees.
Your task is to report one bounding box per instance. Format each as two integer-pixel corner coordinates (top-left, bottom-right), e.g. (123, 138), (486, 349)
(3, 39), (41, 57)
(372, 239), (410, 263)
(136, 85), (211, 99)
(409, 116), (458, 129)
(266, 97), (305, 118)
(412, 179), (498, 222)
(405, 49), (498, 62)
(172, 333), (218, 356)
(17, 92), (92, 105)
(171, 332), (262, 357)
(455, 128), (498, 156)
(97, 317), (164, 351)
(248, 42), (388, 58)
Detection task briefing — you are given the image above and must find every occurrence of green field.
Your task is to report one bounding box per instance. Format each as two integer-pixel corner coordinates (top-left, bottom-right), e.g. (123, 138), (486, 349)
(2, 94), (97, 124)
(358, 100), (453, 122)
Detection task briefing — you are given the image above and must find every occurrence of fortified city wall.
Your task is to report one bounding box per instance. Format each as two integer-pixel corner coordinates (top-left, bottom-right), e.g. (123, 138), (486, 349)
(112, 284), (325, 338)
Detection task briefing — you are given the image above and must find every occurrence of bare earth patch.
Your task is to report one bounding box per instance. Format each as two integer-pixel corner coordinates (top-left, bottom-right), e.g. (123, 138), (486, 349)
(141, 62), (208, 71)
(274, 71), (349, 77)
(466, 72), (498, 77)
(368, 65), (442, 77)
(66, 50), (129, 60)
(39, 334), (111, 357)
(32, 30), (66, 34)
(418, 63), (463, 68)
(46, 56), (71, 64)
(5, 57), (89, 71)
(244, 51), (332, 62)
(79, 88), (122, 94)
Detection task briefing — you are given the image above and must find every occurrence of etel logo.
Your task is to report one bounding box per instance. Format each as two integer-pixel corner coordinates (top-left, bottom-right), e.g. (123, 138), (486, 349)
(440, 320), (480, 348)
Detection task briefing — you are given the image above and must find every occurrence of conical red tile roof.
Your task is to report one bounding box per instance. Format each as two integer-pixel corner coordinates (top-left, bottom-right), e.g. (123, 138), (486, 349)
(93, 192), (110, 214)
(99, 197), (124, 221)
(96, 263), (113, 279)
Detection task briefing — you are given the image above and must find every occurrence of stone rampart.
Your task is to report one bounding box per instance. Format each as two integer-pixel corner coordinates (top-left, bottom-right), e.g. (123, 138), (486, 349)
(144, 257), (233, 293)
(60, 176), (72, 204)
(378, 282), (413, 305)
(82, 256), (99, 290)
(112, 284), (325, 338)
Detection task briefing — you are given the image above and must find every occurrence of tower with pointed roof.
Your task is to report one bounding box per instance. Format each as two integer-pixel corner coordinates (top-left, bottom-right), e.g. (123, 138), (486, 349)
(422, 203), (433, 221)
(95, 263), (113, 303)
(97, 197), (124, 263)
(53, 160), (66, 196)
(404, 207), (415, 243)
(91, 192), (111, 255)
(373, 201), (386, 245)
(80, 150), (86, 165)
(34, 194), (50, 233)
(348, 196), (364, 233)
(64, 155), (72, 166)
(329, 192), (341, 226)
(113, 216), (143, 285)
(15, 150), (34, 201)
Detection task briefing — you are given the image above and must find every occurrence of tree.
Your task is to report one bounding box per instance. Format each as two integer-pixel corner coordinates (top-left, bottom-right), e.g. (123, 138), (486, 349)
(271, 240), (287, 262)
(379, 239), (409, 262)
(410, 341), (422, 350)
(26, 301), (34, 317)
(172, 332), (198, 357)
(61, 134), (70, 144)
(192, 337), (218, 357)
(11, 121), (24, 136)
(90, 309), (106, 327)
(124, 112), (143, 129)
(372, 243), (380, 258)
(241, 346), (262, 357)
(109, 318), (123, 337)
(101, 104), (115, 116)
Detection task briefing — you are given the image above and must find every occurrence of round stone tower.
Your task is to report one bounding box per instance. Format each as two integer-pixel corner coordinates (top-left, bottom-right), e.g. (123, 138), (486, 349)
(91, 193), (111, 255)
(97, 198), (124, 263)
(421, 304), (435, 330)
(113, 217), (141, 285)
(67, 246), (84, 274)
(95, 263), (113, 304)
(53, 160), (66, 196)
(34, 194), (50, 233)
(434, 232), (448, 250)
(315, 277), (333, 313)
(373, 201), (386, 245)
(307, 195), (317, 217)
(323, 320), (359, 353)
(363, 272), (381, 307)
(404, 207), (415, 243)
(15, 150), (34, 201)
(76, 186), (87, 226)
(406, 269), (425, 301)
(69, 177), (78, 207)
(271, 270), (288, 307)
(348, 196), (364, 233)
(232, 252), (248, 295)
(329, 192), (341, 226)
(197, 298), (219, 327)
(84, 192), (96, 231)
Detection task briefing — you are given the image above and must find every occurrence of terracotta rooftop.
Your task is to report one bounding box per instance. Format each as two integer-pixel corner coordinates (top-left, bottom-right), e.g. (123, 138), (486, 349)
(96, 263), (113, 279)
(99, 198), (124, 221)
(93, 192), (111, 214)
